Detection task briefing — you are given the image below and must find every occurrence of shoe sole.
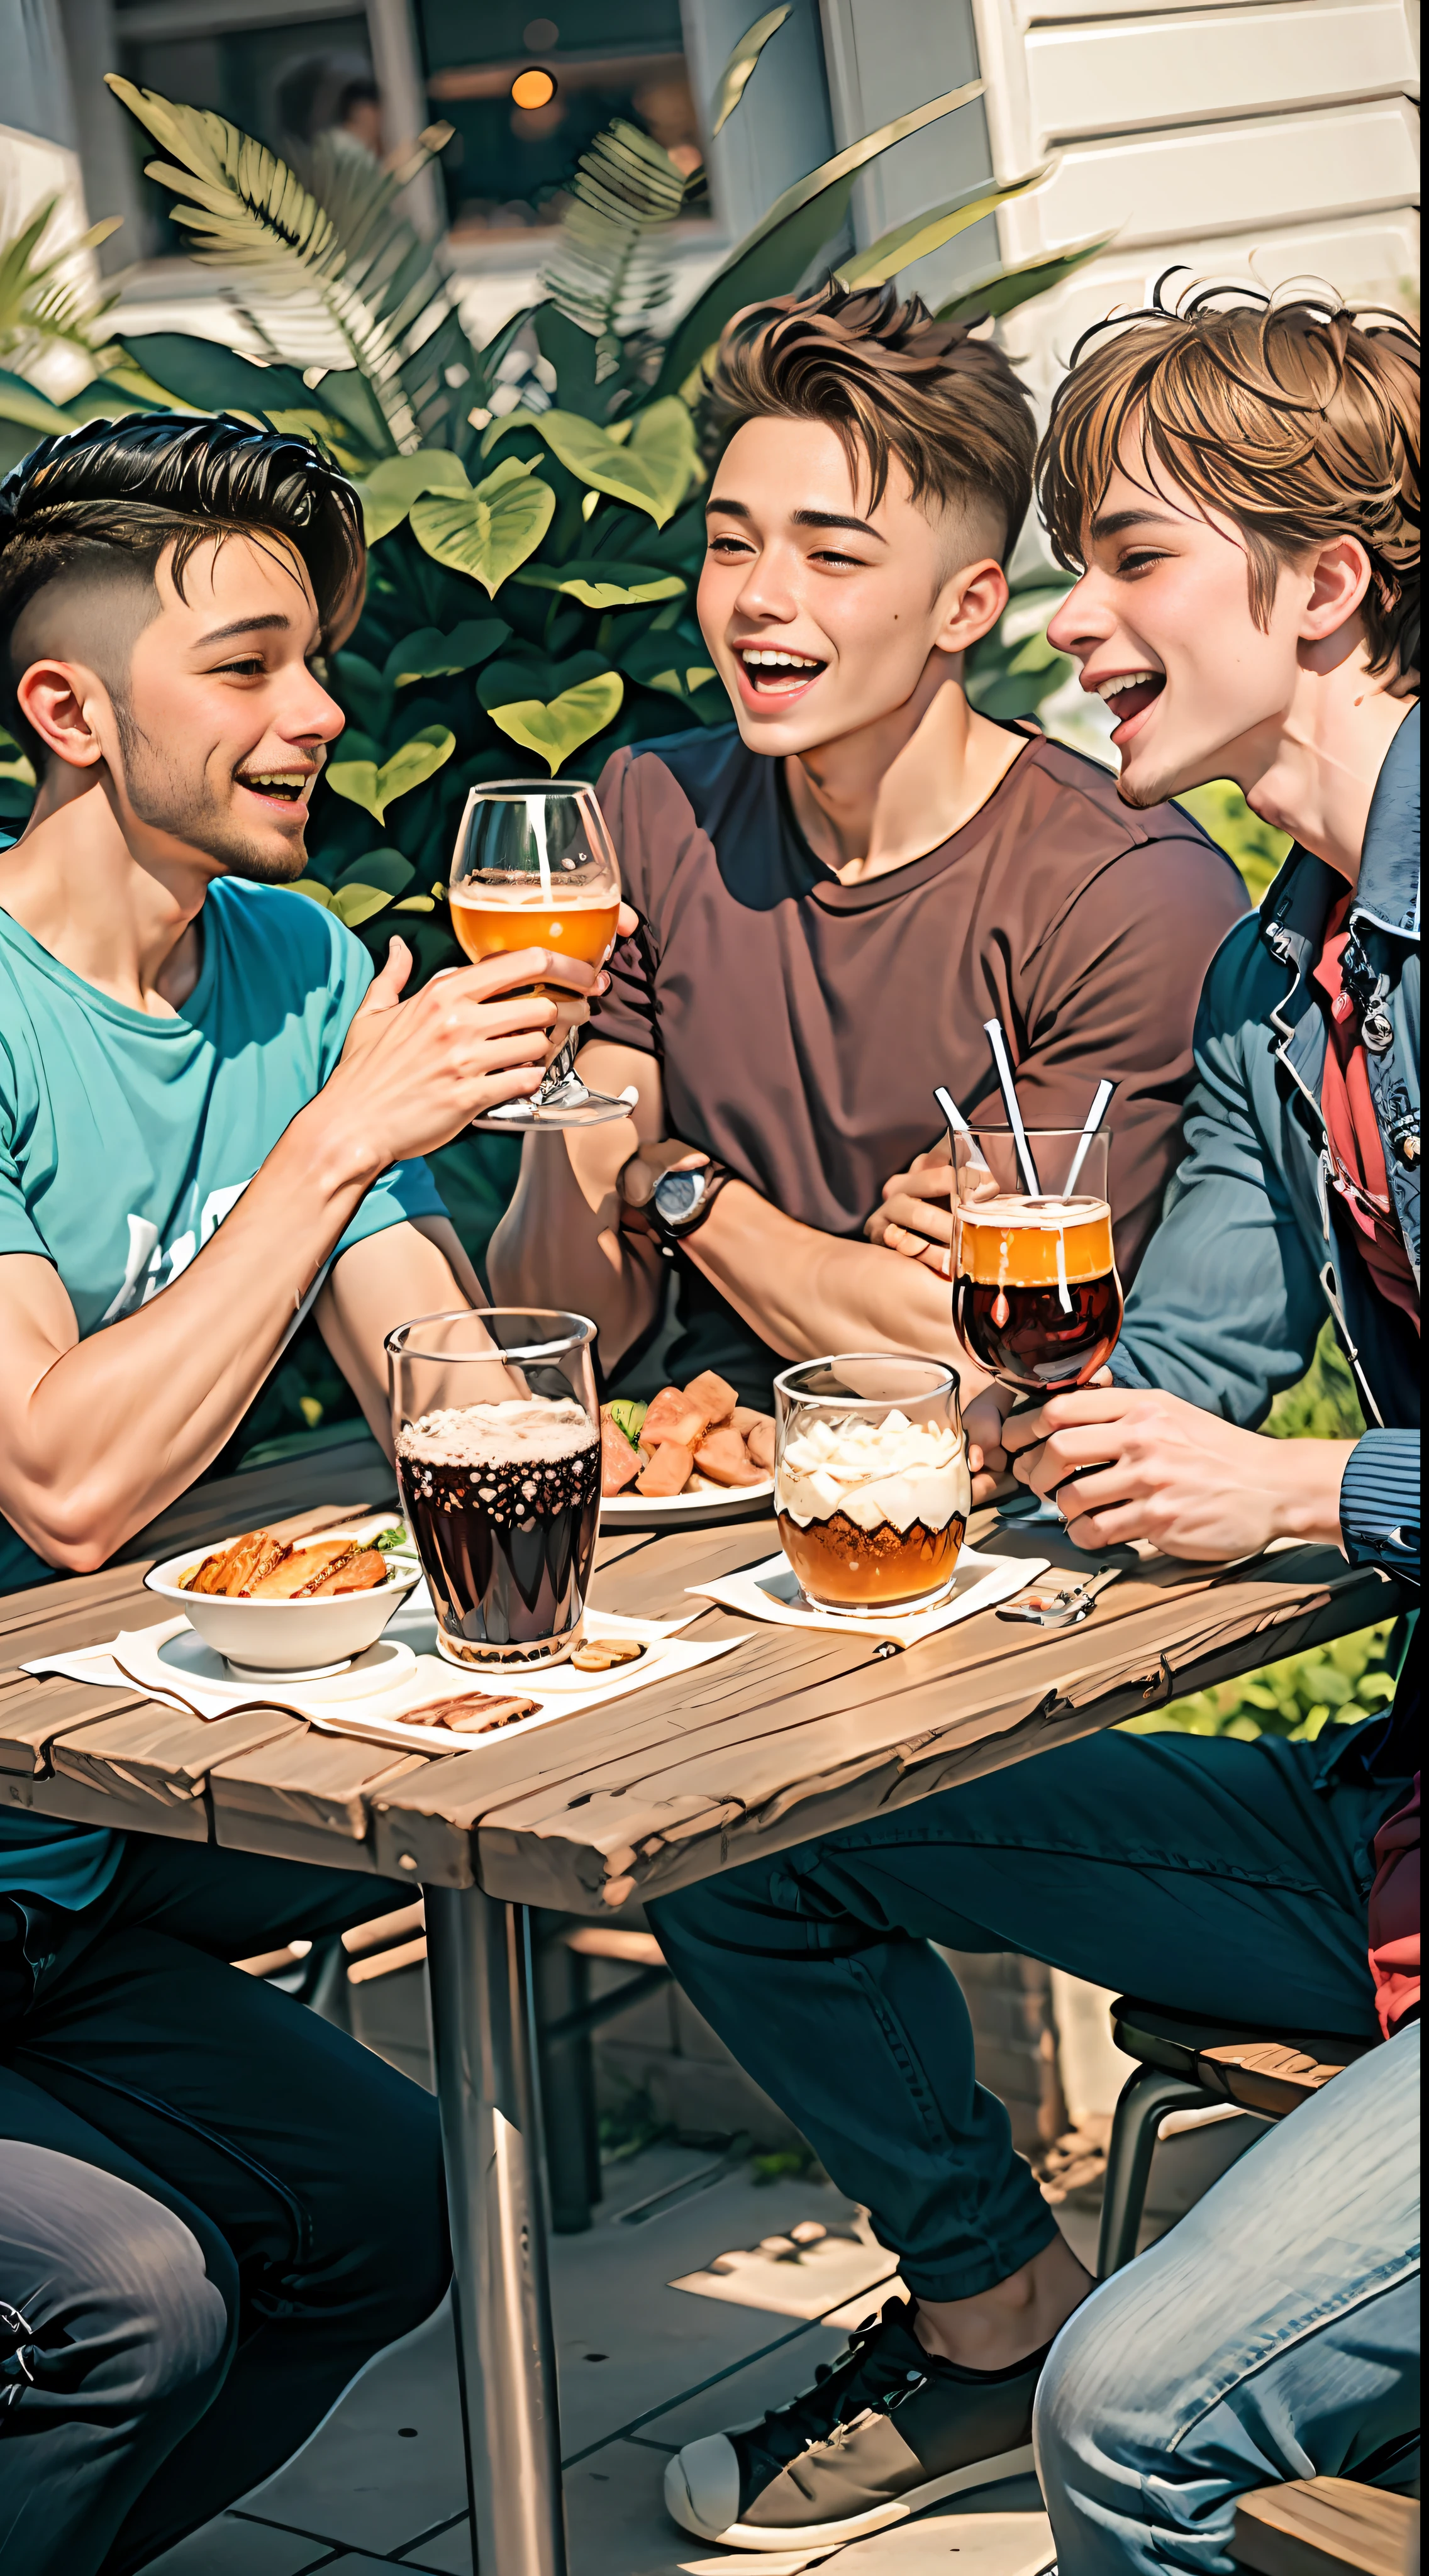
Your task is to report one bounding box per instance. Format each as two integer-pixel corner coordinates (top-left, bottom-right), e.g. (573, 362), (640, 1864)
(667, 2440), (1037, 2550)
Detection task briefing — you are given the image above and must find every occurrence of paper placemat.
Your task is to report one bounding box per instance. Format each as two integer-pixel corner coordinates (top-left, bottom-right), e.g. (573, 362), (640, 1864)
(687, 1543), (1047, 1648)
(25, 1597), (750, 1756)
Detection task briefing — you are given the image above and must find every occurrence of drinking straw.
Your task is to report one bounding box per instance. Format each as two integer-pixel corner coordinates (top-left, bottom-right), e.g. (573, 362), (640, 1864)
(982, 1019), (1042, 1195)
(1064, 1078), (1116, 1197)
(934, 1087), (991, 1170)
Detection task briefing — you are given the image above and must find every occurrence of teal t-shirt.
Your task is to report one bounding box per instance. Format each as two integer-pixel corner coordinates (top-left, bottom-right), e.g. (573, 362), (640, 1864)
(0, 873), (447, 1905)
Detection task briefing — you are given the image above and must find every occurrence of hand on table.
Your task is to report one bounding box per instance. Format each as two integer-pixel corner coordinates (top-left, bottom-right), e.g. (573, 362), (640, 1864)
(865, 1147), (955, 1277)
(1001, 1382), (1354, 1561)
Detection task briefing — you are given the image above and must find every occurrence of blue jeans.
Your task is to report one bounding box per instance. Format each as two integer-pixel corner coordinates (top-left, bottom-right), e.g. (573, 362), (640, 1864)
(650, 1728), (1399, 2299)
(1035, 2024), (1421, 2573)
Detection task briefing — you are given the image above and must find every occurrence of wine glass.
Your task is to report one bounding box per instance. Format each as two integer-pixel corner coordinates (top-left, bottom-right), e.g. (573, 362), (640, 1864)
(950, 1129), (1123, 1396)
(449, 779), (631, 1130)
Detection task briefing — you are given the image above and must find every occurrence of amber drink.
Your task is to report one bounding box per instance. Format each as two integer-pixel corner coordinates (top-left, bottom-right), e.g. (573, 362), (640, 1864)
(955, 1194), (1121, 1393)
(774, 1357), (970, 1614)
(449, 889), (621, 979)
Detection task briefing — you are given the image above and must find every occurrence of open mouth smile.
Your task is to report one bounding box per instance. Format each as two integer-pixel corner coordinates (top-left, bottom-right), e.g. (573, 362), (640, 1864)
(733, 645), (828, 707)
(233, 768), (318, 810)
(1091, 669), (1166, 741)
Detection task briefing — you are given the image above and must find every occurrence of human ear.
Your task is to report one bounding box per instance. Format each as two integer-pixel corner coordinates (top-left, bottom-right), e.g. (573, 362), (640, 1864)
(14, 660), (109, 770)
(1299, 536), (1373, 645)
(935, 558), (1009, 657)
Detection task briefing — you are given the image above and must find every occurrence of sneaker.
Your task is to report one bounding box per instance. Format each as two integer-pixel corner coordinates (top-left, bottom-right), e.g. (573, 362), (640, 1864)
(664, 2294), (1042, 2551)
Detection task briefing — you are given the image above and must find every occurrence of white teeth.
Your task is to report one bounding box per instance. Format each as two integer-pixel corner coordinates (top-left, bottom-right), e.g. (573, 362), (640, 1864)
(243, 772), (309, 789)
(1096, 670), (1160, 702)
(738, 648), (821, 671)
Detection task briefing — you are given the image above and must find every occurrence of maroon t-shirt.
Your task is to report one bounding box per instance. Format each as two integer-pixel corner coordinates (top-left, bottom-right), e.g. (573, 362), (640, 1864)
(589, 721), (1247, 1403)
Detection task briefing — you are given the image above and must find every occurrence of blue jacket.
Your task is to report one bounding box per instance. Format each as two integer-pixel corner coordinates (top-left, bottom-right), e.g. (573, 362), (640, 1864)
(1115, 706), (1420, 1599)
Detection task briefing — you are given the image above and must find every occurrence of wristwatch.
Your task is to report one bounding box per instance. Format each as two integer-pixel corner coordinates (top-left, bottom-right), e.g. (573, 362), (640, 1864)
(648, 1161), (732, 1255)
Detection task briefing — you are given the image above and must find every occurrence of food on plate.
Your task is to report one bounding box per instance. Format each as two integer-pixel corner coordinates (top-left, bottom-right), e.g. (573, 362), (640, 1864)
(693, 1425), (766, 1488)
(401, 1689), (538, 1733)
(598, 1375), (775, 1501)
(179, 1528), (394, 1599)
(570, 1636), (647, 1672)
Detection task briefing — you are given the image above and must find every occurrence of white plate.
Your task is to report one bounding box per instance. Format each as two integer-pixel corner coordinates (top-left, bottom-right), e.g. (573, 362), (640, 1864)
(600, 1475), (775, 1531)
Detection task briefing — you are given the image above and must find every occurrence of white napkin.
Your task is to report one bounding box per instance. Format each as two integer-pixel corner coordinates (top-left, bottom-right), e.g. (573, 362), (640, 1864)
(687, 1542), (1047, 1648)
(24, 1597), (750, 1757)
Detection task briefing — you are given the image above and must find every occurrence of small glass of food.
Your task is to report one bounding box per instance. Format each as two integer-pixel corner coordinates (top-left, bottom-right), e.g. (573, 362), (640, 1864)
(773, 1355), (971, 1615)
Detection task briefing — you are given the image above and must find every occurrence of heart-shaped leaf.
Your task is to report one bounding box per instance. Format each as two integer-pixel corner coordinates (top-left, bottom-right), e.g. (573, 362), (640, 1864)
(487, 674), (625, 774)
(514, 558), (686, 610)
(290, 878), (335, 908)
(358, 450), (470, 543)
(383, 619), (511, 688)
(477, 650), (606, 714)
(330, 882), (396, 929)
(328, 724), (455, 824)
(409, 456), (556, 595)
(331, 649), (392, 741)
(536, 411), (687, 527)
(625, 399), (699, 521)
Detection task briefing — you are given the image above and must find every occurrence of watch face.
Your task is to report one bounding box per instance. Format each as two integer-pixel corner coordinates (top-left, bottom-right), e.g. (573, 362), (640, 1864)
(654, 1169), (703, 1224)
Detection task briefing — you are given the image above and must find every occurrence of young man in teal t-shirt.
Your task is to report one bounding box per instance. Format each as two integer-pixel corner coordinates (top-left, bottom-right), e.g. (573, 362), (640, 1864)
(0, 413), (612, 2574)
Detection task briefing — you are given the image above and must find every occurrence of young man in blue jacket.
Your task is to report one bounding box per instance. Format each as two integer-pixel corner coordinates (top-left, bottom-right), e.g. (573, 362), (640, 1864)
(653, 286), (1419, 2562)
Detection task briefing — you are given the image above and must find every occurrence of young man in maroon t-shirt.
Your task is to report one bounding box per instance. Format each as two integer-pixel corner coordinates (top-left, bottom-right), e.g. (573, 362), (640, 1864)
(490, 283), (1243, 1403)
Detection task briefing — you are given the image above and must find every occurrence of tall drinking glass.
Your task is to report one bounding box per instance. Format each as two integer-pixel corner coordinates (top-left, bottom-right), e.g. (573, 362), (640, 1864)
(387, 1309), (601, 1668)
(951, 1130), (1123, 1396)
(450, 778), (629, 1129)
(773, 1355), (971, 1614)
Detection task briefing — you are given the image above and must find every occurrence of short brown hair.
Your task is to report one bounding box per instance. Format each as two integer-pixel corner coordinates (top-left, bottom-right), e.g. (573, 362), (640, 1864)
(1038, 277), (1420, 678)
(701, 281), (1036, 562)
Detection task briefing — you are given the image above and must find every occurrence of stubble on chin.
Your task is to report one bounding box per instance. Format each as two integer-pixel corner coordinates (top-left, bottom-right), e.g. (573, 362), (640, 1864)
(116, 708), (310, 884)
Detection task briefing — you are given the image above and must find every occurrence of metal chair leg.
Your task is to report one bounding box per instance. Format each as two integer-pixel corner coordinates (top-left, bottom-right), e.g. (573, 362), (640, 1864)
(1097, 2066), (1215, 2279)
(534, 1923), (603, 2235)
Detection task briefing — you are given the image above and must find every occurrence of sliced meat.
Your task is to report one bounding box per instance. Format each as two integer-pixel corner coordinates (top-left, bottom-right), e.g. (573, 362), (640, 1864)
(600, 1414), (643, 1496)
(637, 1440), (696, 1497)
(694, 1426), (766, 1487)
(307, 1549), (389, 1596)
(682, 1370), (738, 1428)
(731, 1407), (766, 1437)
(640, 1386), (707, 1448)
(224, 1533), (286, 1595)
(245, 1541), (359, 1600)
(401, 1691), (537, 1733)
(743, 1418), (776, 1472)
(186, 1549), (229, 1595)
(197, 1530), (269, 1595)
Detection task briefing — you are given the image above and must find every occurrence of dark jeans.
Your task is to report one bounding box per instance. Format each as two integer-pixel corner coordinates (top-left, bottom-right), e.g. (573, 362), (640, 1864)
(650, 1728), (1399, 2302)
(0, 1836), (449, 2576)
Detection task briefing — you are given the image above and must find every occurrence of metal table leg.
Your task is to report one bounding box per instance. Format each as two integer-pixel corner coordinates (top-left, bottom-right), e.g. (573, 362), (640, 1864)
(426, 1886), (568, 2576)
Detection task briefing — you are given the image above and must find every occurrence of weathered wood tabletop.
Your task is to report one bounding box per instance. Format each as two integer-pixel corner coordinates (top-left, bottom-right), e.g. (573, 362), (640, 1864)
(0, 1430), (1401, 1914)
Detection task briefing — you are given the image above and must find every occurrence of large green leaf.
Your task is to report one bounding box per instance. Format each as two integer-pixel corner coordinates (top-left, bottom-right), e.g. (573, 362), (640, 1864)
(330, 881), (398, 928)
(618, 630), (723, 714)
(936, 232), (1115, 323)
(536, 407), (691, 527)
(626, 398), (699, 520)
(477, 650), (607, 714)
(514, 558), (685, 609)
(710, 8), (791, 136)
(0, 366), (73, 435)
(336, 846), (416, 897)
(327, 723), (454, 823)
(118, 333), (312, 419)
(833, 170), (1048, 291)
(652, 78), (985, 399)
(359, 449), (469, 543)
(409, 457), (555, 594)
(384, 619), (511, 687)
(486, 675), (625, 774)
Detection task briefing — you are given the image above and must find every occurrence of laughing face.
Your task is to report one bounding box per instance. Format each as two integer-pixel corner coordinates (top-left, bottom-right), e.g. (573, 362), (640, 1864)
(1046, 438), (1321, 809)
(698, 416), (1004, 756)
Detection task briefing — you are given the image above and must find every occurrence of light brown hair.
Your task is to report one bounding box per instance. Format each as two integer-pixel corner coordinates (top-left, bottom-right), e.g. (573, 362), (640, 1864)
(1038, 275), (1420, 678)
(700, 280), (1036, 563)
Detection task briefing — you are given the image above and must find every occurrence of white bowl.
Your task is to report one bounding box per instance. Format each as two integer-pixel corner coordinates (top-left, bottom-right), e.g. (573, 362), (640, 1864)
(145, 1541), (421, 1677)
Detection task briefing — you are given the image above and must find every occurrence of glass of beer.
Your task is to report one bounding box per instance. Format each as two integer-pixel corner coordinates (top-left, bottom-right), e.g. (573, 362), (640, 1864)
(387, 1309), (602, 1668)
(951, 1130), (1123, 1395)
(773, 1355), (972, 1615)
(449, 779), (629, 1130)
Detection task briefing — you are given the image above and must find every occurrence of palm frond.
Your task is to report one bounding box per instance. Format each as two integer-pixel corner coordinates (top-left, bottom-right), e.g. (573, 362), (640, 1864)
(539, 119), (692, 380)
(0, 193), (121, 374)
(106, 80), (475, 451)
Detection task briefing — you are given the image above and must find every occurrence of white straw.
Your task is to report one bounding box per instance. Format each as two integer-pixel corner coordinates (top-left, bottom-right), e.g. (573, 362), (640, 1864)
(982, 1019), (1041, 1196)
(1064, 1078), (1116, 1197)
(934, 1087), (991, 1170)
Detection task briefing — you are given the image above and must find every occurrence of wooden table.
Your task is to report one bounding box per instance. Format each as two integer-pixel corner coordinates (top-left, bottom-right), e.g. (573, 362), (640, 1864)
(0, 1436), (1402, 2576)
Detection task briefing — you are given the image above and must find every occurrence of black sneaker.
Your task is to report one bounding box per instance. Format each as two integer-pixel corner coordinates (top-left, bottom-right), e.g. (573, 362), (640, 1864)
(664, 2294), (1042, 2551)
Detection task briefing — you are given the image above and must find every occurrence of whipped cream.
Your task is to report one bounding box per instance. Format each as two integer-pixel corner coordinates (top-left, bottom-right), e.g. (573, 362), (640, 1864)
(777, 1407), (970, 1534)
